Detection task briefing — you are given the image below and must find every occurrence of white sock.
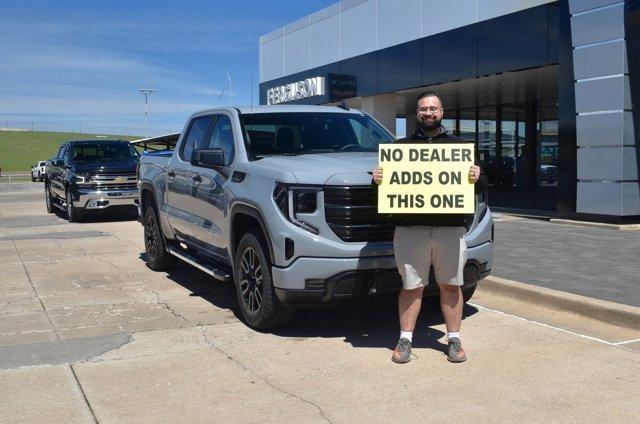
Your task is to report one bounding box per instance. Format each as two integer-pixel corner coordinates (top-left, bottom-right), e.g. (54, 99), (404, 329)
(447, 332), (460, 341)
(400, 331), (413, 342)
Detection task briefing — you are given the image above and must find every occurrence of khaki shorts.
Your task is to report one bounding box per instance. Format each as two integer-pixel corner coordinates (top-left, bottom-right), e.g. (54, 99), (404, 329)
(393, 226), (467, 289)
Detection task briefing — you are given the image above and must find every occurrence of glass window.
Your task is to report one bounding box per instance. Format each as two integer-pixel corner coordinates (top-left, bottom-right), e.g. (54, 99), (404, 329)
(240, 112), (395, 158)
(207, 115), (235, 165)
(56, 146), (66, 159)
(478, 107), (497, 186)
(71, 143), (139, 162)
(180, 116), (214, 161)
(537, 120), (558, 187)
(441, 118), (456, 135)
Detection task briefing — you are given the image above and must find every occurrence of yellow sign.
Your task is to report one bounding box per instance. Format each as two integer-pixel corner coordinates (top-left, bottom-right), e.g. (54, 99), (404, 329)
(378, 143), (475, 214)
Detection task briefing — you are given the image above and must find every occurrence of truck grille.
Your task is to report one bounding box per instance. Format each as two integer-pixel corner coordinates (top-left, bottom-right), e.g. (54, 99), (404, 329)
(324, 186), (394, 242)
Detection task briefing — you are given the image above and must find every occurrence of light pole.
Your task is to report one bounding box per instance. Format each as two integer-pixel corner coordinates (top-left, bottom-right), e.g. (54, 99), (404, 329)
(139, 88), (156, 138)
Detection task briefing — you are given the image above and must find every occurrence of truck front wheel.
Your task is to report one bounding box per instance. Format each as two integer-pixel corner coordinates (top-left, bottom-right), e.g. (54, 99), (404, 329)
(234, 230), (294, 330)
(143, 206), (175, 271)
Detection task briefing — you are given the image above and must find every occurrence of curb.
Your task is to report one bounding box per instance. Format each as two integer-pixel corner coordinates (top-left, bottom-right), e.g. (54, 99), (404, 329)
(478, 276), (640, 330)
(550, 218), (640, 231)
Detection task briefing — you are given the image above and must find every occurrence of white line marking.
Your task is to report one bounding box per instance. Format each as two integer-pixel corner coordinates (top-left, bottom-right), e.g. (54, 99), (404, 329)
(615, 339), (640, 346)
(468, 302), (635, 351)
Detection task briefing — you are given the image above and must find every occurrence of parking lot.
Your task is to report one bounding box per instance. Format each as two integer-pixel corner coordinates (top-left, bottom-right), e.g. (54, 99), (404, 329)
(1, 183), (639, 423)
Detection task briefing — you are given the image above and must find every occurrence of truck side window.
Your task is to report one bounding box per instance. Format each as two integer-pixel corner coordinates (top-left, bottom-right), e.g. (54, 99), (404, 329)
(206, 115), (235, 165)
(180, 116), (214, 162)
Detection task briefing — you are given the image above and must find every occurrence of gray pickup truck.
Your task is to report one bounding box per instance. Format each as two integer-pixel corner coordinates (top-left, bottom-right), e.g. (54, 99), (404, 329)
(138, 105), (493, 329)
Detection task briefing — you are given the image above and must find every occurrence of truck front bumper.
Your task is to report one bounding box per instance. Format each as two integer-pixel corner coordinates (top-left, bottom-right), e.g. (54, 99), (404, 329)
(74, 188), (139, 210)
(272, 241), (493, 306)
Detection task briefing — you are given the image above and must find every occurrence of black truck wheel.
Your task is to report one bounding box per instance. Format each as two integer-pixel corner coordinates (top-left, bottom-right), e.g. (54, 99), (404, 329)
(45, 183), (56, 213)
(462, 283), (477, 303)
(234, 230), (293, 330)
(143, 206), (175, 271)
(66, 189), (81, 222)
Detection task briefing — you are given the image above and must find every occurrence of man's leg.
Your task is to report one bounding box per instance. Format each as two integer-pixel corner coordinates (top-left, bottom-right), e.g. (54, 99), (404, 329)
(392, 286), (424, 363)
(399, 286), (425, 332)
(437, 283), (462, 333)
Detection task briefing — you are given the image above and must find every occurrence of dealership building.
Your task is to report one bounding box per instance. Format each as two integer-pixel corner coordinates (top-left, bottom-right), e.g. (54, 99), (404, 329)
(259, 0), (639, 222)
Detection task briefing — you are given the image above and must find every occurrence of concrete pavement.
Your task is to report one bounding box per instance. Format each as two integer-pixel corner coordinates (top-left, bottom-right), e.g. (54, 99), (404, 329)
(1, 182), (639, 423)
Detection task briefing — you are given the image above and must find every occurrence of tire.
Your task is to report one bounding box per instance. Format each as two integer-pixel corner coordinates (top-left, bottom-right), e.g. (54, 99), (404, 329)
(234, 230), (294, 330)
(462, 283), (477, 303)
(66, 189), (81, 222)
(143, 205), (175, 271)
(45, 183), (56, 213)
(31, 174), (35, 182)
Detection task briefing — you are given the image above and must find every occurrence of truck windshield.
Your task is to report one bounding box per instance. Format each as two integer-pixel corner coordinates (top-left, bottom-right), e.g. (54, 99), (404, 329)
(239, 112), (395, 158)
(72, 143), (139, 162)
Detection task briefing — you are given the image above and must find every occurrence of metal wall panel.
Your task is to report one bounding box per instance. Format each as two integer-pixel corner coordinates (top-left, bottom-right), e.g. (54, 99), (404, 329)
(577, 182), (623, 215)
(577, 181), (640, 215)
(260, 38), (284, 83)
(378, 0), (422, 49)
(568, 0), (621, 14)
(309, 13), (341, 69)
(341, 52), (378, 97)
(284, 27), (310, 75)
(573, 39), (627, 80)
(422, 0), (477, 38)
(622, 183), (640, 215)
(574, 75), (632, 113)
(577, 146), (638, 180)
(421, 24), (477, 85)
(340, 0), (378, 59)
(478, 0), (555, 21)
(570, 2), (625, 46)
(377, 39), (421, 92)
(576, 111), (636, 147)
(478, 6), (549, 76)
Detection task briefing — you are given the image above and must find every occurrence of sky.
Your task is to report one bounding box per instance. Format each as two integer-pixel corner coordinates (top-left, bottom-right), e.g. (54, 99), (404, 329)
(0, 0), (337, 136)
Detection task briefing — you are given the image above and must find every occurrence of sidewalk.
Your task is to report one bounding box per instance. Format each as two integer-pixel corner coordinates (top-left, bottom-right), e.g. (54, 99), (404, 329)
(491, 214), (640, 308)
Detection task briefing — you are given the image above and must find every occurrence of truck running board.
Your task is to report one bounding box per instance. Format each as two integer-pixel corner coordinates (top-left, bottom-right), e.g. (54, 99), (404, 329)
(167, 247), (232, 282)
(53, 202), (66, 211)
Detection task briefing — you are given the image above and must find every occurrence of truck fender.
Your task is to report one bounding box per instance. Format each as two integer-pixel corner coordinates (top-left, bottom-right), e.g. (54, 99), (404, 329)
(229, 204), (275, 264)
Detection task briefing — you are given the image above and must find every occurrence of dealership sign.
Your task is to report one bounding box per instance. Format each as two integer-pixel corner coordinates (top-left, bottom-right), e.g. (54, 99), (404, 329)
(266, 77), (325, 105)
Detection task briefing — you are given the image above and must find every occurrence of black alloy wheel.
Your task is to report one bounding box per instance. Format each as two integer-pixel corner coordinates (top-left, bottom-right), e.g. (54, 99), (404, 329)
(66, 189), (80, 222)
(238, 247), (263, 314)
(45, 183), (55, 213)
(143, 206), (175, 271)
(234, 230), (294, 330)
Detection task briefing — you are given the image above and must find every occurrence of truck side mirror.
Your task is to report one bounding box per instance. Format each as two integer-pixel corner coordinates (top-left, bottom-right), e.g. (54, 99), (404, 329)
(192, 149), (225, 168)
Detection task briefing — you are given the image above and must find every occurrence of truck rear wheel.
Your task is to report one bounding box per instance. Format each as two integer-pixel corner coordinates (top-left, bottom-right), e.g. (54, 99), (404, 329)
(45, 183), (56, 213)
(143, 206), (175, 271)
(234, 230), (293, 330)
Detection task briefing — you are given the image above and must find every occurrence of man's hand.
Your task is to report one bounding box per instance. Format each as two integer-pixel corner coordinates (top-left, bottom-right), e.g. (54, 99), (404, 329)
(372, 166), (383, 185)
(469, 165), (481, 183)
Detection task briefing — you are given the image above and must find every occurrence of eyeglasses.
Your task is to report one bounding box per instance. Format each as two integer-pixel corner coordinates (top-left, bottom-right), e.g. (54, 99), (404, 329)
(417, 107), (442, 114)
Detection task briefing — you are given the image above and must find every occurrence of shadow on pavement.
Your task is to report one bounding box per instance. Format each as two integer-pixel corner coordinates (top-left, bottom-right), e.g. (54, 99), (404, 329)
(142, 252), (479, 353)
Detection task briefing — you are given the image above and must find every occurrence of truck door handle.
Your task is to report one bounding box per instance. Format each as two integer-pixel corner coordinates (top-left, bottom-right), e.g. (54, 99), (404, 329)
(192, 175), (202, 183)
(167, 170), (176, 178)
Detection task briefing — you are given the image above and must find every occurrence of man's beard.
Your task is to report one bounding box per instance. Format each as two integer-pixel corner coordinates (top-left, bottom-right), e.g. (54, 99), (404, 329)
(418, 116), (442, 132)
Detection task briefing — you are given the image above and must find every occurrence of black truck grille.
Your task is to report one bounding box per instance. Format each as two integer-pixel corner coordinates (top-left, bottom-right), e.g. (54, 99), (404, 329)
(324, 186), (394, 242)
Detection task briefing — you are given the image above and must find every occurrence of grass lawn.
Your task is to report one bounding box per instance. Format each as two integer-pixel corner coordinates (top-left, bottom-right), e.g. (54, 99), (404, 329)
(0, 130), (140, 173)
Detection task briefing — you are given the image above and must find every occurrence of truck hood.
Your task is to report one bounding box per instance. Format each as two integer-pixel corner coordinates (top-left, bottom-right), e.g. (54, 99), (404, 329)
(74, 159), (138, 175)
(256, 152), (377, 185)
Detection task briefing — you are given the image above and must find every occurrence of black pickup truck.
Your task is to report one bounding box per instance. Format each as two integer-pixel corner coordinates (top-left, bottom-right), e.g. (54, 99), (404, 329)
(44, 140), (140, 221)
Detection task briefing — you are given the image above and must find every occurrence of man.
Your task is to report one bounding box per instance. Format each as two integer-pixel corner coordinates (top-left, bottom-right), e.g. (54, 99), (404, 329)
(372, 91), (485, 364)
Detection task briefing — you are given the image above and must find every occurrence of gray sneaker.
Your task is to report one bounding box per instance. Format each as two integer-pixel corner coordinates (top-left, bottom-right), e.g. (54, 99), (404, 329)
(447, 337), (467, 363)
(391, 338), (412, 364)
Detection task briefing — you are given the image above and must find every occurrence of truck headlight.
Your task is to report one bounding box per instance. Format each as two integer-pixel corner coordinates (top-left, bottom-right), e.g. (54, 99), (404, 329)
(273, 183), (321, 235)
(75, 174), (92, 184)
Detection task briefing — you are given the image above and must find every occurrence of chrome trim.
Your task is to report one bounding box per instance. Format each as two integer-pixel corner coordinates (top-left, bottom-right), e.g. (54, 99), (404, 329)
(75, 188), (139, 209)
